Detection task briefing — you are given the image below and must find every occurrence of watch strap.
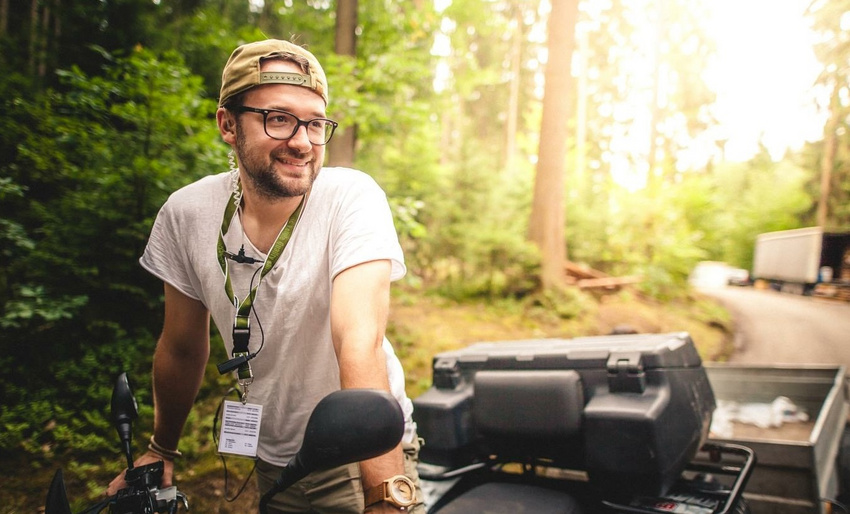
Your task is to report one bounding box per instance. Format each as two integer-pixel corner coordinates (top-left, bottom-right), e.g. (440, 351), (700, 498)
(364, 481), (387, 508)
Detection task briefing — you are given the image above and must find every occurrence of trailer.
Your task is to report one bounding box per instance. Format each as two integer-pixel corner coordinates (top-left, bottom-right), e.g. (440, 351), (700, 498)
(705, 363), (849, 514)
(752, 227), (850, 298)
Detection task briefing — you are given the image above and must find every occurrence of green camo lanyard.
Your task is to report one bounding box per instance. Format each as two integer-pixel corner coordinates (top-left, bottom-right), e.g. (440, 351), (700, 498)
(216, 184), (306, 374)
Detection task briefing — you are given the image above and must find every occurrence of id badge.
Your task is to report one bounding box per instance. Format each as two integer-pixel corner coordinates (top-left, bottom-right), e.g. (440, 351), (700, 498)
(218, 400), (263, 457)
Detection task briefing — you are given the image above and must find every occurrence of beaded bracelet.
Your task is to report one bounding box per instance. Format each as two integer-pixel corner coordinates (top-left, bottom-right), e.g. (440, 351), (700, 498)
(148, 435), (183, 460)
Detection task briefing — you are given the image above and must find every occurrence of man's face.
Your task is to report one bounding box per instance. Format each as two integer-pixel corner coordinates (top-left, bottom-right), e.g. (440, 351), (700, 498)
(233, 59), (327, 200)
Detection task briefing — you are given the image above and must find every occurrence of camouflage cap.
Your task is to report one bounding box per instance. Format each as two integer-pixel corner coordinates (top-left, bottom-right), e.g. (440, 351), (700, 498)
(219, 39), (328, 107)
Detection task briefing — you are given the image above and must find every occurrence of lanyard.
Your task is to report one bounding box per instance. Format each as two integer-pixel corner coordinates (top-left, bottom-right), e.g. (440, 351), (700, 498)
(216, 182), (306, 389)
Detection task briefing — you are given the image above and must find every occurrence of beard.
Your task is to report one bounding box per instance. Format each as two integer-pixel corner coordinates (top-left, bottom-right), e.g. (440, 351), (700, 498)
(234, 123), (320, 200)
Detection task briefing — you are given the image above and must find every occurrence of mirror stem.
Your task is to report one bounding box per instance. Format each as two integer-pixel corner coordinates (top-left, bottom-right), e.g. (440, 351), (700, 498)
(258, 460), (308, 514)
(123, 440), (134, 471)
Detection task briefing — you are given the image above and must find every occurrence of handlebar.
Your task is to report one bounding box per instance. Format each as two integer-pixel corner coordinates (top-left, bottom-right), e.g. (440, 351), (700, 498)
(45, 452), (188, 514)
(44, 373), (189, 514)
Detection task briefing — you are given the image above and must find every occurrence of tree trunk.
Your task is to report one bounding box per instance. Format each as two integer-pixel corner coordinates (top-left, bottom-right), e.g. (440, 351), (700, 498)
(37, 1), (51, 79)
(28, 0), (38, 77)
(0, 0), (9, 37)
(504, 3), (522, 170)
(53, 0), (61, 45)
(575, 27), (588, 192)
(328, 0), (357, 168)
(528, 0), (579, 290)
(818, 82), (839, 228)
(646, 0), (665, 187)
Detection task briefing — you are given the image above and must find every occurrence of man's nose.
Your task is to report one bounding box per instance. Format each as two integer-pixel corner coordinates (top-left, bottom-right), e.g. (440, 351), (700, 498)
(287, 124), (313, 150)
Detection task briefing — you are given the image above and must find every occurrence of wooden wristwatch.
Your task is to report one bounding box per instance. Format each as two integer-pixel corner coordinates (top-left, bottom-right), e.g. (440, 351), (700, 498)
(364, 475), (416, 510)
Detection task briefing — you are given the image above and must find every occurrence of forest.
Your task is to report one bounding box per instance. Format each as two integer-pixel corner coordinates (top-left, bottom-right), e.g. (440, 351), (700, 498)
(1, 0), (849, 510)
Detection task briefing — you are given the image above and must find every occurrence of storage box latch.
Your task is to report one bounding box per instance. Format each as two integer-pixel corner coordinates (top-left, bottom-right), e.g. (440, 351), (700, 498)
(433, 357), (462, 389)
(607, 352), (646, 393)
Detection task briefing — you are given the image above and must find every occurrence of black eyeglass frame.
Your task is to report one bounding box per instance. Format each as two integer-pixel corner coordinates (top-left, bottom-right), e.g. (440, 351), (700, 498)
(229, 105), (338, 146)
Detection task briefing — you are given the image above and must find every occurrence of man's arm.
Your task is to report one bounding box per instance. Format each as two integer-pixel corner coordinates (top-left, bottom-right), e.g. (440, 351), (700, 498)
(107, 282), (210, 495)
(330, 259), (406, 512)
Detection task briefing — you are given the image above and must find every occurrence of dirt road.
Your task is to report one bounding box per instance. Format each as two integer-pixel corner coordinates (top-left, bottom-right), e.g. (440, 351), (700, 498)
(700, 286), (850, 368)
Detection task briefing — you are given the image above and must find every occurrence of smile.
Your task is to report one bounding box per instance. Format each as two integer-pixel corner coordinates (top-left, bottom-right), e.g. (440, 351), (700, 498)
(277, 157), (310, 168)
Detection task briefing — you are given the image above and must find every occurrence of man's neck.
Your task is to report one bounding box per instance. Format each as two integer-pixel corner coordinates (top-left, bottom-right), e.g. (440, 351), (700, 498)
(239, 191), (304, 254)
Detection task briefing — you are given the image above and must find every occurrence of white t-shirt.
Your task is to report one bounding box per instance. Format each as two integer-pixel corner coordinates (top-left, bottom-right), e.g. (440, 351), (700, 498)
(140, 167), (415, 466)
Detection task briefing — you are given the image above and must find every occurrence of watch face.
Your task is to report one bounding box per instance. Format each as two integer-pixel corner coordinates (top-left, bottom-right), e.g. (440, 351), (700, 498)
(389, 477), (415, 505)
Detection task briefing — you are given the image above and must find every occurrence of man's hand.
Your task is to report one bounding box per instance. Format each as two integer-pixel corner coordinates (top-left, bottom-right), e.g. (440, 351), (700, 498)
(106, 451), (174, 496)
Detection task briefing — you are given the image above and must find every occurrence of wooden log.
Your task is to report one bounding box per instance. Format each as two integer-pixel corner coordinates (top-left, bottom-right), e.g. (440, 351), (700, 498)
(564, 260), (608, 280)
(577, 276), (643, 289)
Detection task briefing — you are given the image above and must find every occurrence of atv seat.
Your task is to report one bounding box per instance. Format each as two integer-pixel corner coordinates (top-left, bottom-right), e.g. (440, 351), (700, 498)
(433, 482), (585, 514)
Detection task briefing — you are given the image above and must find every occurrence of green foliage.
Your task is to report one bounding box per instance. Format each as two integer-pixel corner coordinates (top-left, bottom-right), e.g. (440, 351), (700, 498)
(808, 0), (850, 229)
(706, 154), (813, 267)
(0, 286), (88, 329)
(432, 231), (542, 299)
(525, 285), (596, 321)
(566, 147), (816, 300)
(0, 47), (222, 460)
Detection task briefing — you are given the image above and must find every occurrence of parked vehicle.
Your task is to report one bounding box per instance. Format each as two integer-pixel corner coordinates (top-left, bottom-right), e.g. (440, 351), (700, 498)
(690, 261), (751, 288)
(414, 332), (850, 514)
(752, 227), (850, 298)
(726, 268), (751, 287)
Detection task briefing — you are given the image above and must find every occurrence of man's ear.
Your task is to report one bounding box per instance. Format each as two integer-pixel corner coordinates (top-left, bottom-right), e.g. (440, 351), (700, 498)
(217, 107), (237, 144)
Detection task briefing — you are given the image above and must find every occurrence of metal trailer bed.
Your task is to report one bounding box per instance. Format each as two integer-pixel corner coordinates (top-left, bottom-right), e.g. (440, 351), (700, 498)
(704, 363), (849, 514)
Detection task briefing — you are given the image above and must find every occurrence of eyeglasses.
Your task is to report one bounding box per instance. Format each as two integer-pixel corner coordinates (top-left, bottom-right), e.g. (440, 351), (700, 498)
(231, 106), (338, 146)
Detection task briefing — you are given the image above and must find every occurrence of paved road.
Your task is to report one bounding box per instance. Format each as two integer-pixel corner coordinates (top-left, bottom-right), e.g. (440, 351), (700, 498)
(699, 286), (850, 368)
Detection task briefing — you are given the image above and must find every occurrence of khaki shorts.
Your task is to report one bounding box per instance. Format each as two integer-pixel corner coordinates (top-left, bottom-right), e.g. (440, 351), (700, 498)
(256, 437), (426, 513)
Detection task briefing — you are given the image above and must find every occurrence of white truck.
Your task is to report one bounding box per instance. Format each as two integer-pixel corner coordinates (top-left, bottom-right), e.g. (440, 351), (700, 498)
(752, 227), (850, 298)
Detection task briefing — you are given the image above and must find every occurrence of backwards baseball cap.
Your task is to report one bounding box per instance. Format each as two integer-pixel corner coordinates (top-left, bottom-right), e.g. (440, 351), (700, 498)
(218, 39), (328, 107)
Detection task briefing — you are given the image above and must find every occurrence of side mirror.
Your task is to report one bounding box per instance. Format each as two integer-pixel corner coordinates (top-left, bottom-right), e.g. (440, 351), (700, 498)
(259, 389), (404, 513)
(111, 372), (139, 469)
(299, 388), (405, 470)
(44, 469), (73, 514)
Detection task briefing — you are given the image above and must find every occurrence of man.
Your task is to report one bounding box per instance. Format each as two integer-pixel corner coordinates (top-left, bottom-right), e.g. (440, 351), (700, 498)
(107, 39), (423, 513)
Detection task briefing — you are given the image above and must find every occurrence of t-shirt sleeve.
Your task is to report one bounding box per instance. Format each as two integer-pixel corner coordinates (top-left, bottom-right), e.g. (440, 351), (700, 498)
(139, 198), (205, 302)
(329, 175), (406, 281)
